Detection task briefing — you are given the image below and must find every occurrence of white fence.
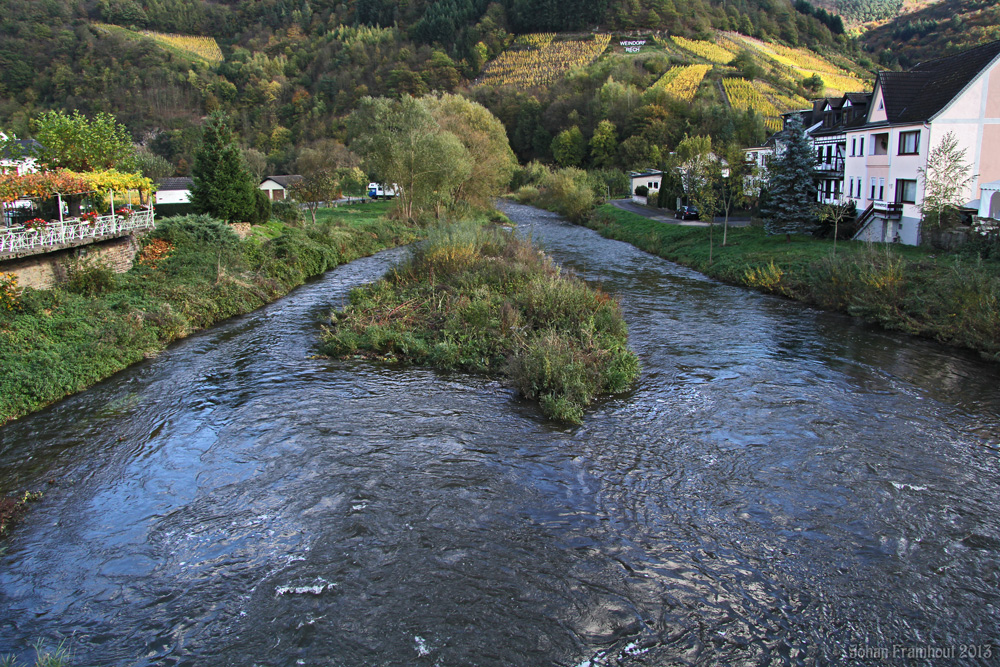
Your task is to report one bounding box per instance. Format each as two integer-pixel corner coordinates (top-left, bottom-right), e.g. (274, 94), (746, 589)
(0, 210), (155, 257)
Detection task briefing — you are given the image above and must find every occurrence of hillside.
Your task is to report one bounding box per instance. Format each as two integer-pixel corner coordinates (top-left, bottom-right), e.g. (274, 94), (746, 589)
(860, 0), (1000, 67)
(0, 0), (866, 175)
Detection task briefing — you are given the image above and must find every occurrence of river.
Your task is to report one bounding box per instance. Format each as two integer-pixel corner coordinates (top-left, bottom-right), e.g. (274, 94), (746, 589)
(1, 202), (998, 666)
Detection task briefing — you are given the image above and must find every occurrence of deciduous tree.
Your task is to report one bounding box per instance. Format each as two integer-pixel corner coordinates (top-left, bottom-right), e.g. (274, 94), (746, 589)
(918, 131), (977, 230)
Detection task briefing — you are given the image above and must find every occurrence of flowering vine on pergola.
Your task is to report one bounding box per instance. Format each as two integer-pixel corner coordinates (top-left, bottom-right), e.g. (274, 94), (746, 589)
(0, 169), (155, 205)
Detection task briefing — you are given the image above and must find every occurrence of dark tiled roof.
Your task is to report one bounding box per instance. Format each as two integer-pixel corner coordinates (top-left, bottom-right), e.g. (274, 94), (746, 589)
(156, 177), (193, 191)
(1, 138), (41, 160)
(262, 175), (303, 188)
(878, 39), (1000, 123)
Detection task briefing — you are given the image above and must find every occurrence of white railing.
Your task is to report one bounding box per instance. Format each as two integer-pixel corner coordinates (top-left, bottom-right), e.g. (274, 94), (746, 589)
(0, 210), (155, 256)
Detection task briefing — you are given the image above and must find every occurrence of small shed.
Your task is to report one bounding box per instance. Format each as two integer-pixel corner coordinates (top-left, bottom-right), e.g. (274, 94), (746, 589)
(155, 177), (193, 204)
(260, 175), (303, 201)
(629, 169), (662, 203)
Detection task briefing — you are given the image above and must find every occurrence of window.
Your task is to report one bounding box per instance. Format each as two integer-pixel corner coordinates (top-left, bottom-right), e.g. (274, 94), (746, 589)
(898, 130), (920, 155)
(878, 177), (885, 200)
(896, 179), (917, 204)
(870, 177), (877, 200)
(817, 147), (823, 162)
(859, 137), (865, 155)
(851, 138), (857, 156)
(872, 133), (889, 155)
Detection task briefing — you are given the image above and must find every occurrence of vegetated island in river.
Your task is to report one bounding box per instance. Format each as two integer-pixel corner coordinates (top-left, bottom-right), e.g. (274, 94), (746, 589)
(585, 203), (1000, 362)
(320, 220), (640, 423)
(0, 203), (418, 426)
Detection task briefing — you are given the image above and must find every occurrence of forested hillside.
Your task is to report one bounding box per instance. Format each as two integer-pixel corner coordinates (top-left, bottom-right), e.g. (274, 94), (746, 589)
(860, 0), (1000, 67)
(0, 0), (865, 175)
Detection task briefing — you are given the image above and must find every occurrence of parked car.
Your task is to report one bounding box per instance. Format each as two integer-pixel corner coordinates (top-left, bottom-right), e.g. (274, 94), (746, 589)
(675, 205), (700, 220)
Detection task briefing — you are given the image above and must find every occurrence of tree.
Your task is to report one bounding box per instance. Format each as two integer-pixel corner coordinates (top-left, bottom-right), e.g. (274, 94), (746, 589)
(590, 120), (618, 168)
(551, 126), (586, 167)
(291, 167), (365, 224)
(30, 110), (135, 172)
(423, 94), (517, 210)
(348, 96), (472, 220)
(763, 114), (817, 239)
(801, 73), (824, 94)
(818, 200), (855, 254)
(918, 131), (977, 230)
(718, 143), (754, 247)
(130, 148), (173, 180)
(189, 113), (257, 223)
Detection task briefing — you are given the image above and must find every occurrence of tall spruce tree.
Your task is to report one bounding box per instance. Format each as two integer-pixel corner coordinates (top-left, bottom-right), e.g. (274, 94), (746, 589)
(763, 114), (818, 239)
(190, 113), (256, 223)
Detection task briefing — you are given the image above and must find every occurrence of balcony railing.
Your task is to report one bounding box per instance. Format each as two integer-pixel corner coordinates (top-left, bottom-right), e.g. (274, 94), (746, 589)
(0, 209), (155, 257)
(814, 157), (844, 173)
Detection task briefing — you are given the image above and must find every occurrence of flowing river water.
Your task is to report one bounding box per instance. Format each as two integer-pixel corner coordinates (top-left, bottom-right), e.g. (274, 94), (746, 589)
(1, 202), (999, 666)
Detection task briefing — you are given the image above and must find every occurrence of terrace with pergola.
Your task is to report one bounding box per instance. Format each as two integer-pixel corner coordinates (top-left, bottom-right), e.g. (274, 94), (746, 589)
(0, 169), (156, 259)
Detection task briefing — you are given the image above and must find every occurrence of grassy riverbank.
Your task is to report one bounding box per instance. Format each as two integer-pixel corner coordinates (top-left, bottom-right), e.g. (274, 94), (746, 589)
(0, 202), (419, 425)
(588, 204), (1000, 361)
(321, 221), (640, 423)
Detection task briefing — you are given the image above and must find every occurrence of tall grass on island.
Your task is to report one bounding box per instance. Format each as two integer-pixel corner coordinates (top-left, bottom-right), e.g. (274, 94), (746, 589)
(321, 222), (640, 423)
(0, 203), (419, 425)
(588, 204), (1000, 361)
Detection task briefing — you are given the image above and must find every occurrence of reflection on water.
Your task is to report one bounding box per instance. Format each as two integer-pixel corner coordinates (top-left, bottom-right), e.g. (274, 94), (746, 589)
(0, 204), (998, 666)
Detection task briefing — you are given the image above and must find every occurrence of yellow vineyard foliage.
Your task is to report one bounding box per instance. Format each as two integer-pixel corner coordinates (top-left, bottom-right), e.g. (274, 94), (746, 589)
(94, 23), (223, 64)
(671, 36), (734, 65)
(650, 64), (712, 102)
(722, 32), (868, 96)
(479, 34), (611, 89)
(723, 78), (812, 131)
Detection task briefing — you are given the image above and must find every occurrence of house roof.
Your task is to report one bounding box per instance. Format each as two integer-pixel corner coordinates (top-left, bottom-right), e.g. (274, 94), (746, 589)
(629, 169), (662, 178)
(1, 138), (41, 160)
(261, 175), (303, 188)
(156, 177), (193, 191)
(876, 39), (1000, 124)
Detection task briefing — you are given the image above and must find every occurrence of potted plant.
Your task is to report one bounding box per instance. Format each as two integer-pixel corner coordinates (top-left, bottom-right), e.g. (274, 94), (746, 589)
(81, 211), (99, 226)
(23, 218), (47, 231)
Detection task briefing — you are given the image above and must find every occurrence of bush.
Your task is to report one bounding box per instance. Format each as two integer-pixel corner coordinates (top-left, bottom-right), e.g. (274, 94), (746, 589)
(272, 199), (305, 226)
(634, 184), (649, 197)
(63, 258), (117, 296)
(322, 222), (639, 422)
(251, 189), (272, 224)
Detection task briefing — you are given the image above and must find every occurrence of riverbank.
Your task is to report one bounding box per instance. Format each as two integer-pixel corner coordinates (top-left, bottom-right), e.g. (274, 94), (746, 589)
(0, 202), (419, 425)
(320, 221), (640, 423)
(586, 203), (1000, 362)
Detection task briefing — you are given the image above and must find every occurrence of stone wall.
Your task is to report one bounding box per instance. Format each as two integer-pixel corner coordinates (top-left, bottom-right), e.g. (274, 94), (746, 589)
(0, 232), (146, 290)
(229, 222), (252, 238)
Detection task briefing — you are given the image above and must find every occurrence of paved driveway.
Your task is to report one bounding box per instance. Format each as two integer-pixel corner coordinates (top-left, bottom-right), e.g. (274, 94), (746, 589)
(611, 199), (751, 227)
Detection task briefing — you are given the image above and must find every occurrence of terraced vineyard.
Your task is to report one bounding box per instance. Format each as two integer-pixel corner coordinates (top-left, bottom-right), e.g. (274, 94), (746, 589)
(671, 36), (735, 65)
(478, 34), (612, 89)
(721, 32), (868, 95)
(94, 23), (223, 64)
(722, 78), (810, 131)
(650, 64), (713, 102)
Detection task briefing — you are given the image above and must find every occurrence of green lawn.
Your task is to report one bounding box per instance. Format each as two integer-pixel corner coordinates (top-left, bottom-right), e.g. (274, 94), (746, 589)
(588, 204), (1000, 361)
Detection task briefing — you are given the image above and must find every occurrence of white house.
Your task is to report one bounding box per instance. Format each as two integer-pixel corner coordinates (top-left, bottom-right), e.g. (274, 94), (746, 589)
(844, 40), (1000, 245)
(260, 175), (303, 201)
(0, 134), (40, 176)
(629, 169), (662, 204)
(155, 177), (193, 205)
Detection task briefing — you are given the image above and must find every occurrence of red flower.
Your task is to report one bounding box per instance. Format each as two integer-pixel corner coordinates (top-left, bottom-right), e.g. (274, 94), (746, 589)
(24, 217), (47, 231)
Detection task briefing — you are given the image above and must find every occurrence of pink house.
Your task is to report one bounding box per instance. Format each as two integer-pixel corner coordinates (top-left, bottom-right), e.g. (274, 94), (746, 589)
(844, 40), (1000, 244)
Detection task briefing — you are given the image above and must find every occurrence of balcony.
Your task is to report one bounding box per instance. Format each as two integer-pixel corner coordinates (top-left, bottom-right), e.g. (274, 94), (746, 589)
(0, 209), (155, 258)
(814, 156), (844, 174)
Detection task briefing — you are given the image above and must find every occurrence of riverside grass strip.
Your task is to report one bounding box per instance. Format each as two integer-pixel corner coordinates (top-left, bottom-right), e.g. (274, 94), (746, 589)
(0, 203), (418, 425)
(321, 221), (640, 423)
(586, 204), (1000, 362)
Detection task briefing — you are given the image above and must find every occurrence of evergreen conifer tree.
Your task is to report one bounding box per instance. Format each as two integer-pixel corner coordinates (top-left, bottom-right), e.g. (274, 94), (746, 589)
(190, 113), (256, 223)
(763, 114), (818, 238)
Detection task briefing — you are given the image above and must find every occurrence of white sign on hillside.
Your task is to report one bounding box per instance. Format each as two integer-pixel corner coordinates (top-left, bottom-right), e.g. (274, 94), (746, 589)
(620, 39), (646, 53)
